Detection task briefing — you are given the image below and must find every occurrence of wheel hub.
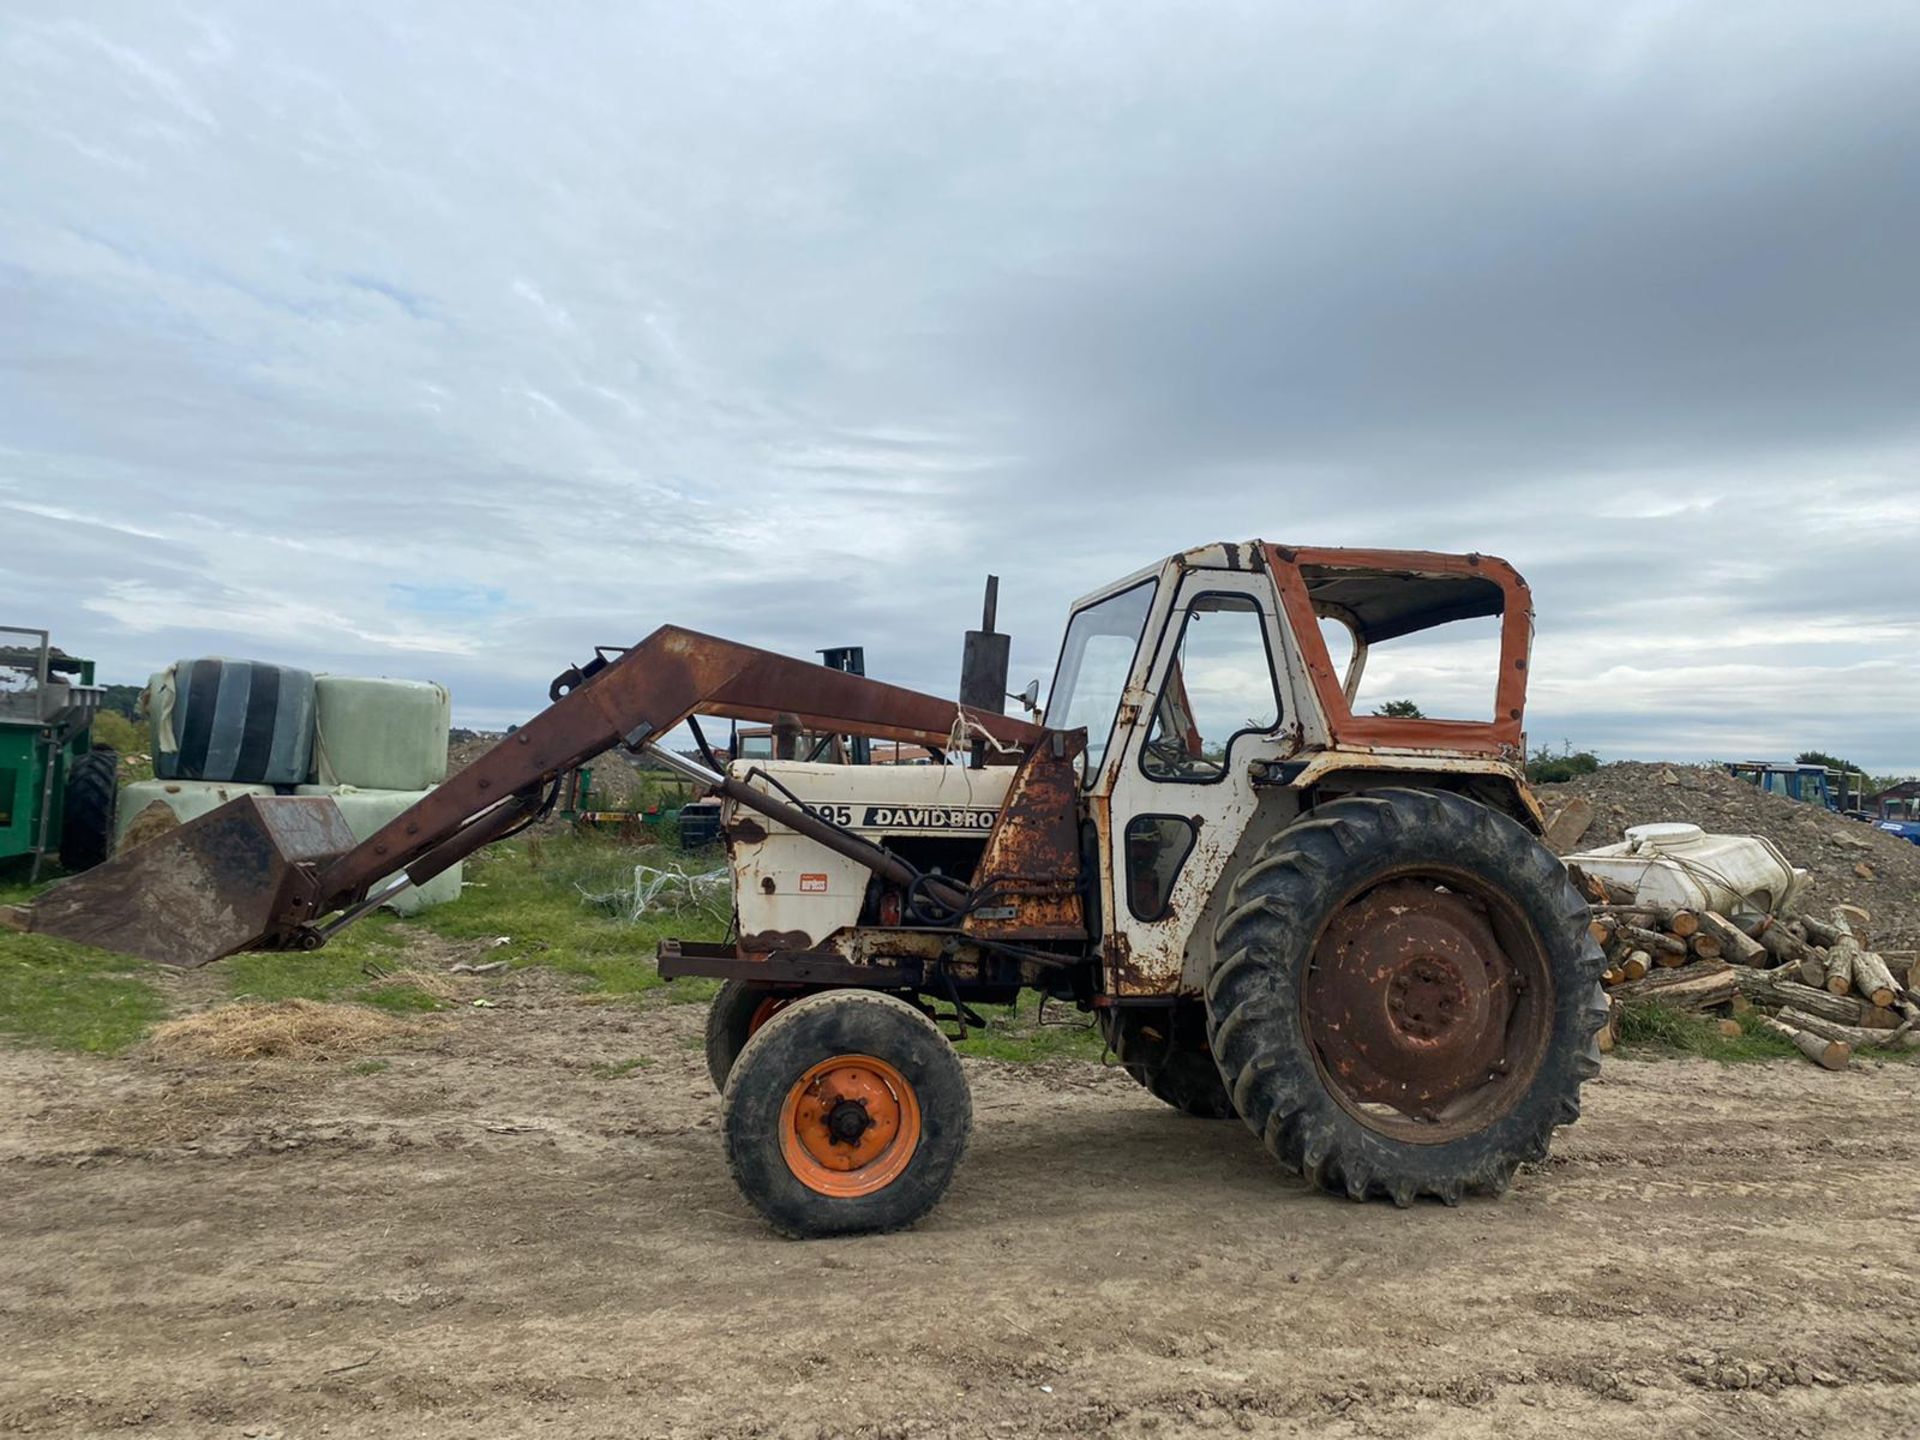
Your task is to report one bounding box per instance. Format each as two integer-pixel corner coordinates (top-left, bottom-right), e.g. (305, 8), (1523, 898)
(1305, 878), (1525, 1127)
(1386, 957), (1469, 1042)
(779, 1054), (923, 1197)
(825, 1098), (875, 1146)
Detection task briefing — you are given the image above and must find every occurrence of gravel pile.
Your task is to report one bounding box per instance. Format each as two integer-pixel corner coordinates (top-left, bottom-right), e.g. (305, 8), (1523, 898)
(1543, 762), (1920, 950)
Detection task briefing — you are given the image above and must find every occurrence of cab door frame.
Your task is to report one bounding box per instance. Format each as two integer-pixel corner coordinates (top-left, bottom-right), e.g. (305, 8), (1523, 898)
(1092, 563), (1293, 998)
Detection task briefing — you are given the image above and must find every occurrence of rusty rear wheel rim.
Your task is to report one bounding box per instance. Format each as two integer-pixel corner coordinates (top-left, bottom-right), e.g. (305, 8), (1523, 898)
(1303, 869), (1553, 1144)
(779, 1054), (922, 1197)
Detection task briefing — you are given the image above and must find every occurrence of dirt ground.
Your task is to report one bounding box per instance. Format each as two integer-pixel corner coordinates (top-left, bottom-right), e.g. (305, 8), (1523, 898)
(4, 974), (1919, 1440)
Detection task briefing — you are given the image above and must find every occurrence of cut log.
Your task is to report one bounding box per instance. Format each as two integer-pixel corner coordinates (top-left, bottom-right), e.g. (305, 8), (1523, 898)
(1798, 948), (1828, 990)
(1715, 1018), (1742, 1038)
(1729, 992), (1753, 1016)
(1612, 961), (1737, 1013)
(1617, 924), (1688, 960)
(1799, 914), (1845, 948)
(1850, 951), (1900, 1010)
(1544, 796), (1595, 854)
(1589, 917), (1615, 949)
(1855, 1004), (1901, 1032)
(1825, 938), (1859, 996)
(1759, 1017), (1850, 1071)
(1753, 922), (1812, 969)
(1696, 911), (1767, 967)
(1729, 969), (1871, 1026)
(1665, 909), (1701, 939)
(1621, 950), (1651, 983)
(1689, 933), (1724, 962)
(1777, 1007), (1920, 1051)
(1568, 865), (1614, 905)
(1835, 903), (1872, 936)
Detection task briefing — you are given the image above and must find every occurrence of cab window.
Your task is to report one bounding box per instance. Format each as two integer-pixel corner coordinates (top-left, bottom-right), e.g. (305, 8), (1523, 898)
(1141, 594), (1279, 783)
(1044, 580), (1157, 785)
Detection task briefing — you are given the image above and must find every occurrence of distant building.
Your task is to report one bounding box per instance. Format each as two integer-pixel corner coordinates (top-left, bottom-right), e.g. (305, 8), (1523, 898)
(1867, 779), (1920, 821)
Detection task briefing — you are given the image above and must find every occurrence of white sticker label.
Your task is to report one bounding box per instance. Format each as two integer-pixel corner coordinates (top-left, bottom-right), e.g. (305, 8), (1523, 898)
(799, 873), (828, 893)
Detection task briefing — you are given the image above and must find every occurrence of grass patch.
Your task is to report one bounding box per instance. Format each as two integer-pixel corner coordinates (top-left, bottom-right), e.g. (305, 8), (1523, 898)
(1, 832), (723, 1059)
(0, 866), (57, 907)
(350, 1058), (391, 1075)
(411, 834), (726, 1000)
(1614, 1003), (1800, 1061)
(953, 992), (1109, 1064)
(586, 1056), (654, 1078)
(220, 912), (450, 1011)
(359, 985), (445, 1014)
(0, 931), (166, 1054)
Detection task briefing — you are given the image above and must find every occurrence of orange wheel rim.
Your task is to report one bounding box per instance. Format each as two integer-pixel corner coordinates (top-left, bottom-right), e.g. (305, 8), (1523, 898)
(779, 1054), (922, 1197)
(748, 996), (790, 1036)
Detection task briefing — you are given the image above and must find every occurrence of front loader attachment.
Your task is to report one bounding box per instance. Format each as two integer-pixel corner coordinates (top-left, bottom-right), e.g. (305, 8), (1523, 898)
(28, 795), (357, 967)
(18, 625), (1049, 969)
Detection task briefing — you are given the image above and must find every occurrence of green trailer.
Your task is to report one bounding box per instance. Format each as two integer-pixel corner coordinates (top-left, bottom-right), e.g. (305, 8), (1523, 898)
(0, 627), (119, 881)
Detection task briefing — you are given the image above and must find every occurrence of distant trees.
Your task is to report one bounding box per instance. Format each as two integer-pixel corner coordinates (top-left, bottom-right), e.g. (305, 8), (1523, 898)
(1527, 741), (1600, 785)
(1372, 699), (1425, 719)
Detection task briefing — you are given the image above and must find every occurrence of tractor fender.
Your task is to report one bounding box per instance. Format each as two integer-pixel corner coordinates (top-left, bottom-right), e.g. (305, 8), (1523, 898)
(1174, 757), (1540, 993)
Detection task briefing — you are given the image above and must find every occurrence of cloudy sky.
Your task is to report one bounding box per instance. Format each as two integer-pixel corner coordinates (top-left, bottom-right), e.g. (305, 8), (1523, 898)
(3, 2), (1918, 772)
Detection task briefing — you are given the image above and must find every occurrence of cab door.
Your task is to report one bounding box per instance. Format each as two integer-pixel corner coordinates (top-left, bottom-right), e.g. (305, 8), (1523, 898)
(1100, 570), (1287, 996)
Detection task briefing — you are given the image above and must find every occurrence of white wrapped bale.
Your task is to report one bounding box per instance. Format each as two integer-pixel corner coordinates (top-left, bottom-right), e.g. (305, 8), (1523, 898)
(115, 779), (276, 854)
(312, 676), (451, 791)
(294, 784), (463, 915)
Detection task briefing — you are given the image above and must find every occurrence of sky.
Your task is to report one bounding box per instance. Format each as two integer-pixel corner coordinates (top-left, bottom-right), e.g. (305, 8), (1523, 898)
(3, 2), (1918, 773)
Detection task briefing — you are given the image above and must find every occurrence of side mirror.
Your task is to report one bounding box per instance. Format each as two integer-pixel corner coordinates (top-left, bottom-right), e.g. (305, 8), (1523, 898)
(1010, 679), (1041, 717)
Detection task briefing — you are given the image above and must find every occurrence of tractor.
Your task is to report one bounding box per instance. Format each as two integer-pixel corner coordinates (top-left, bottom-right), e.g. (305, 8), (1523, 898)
(22, 544), (1605, 1236)
(0, 627), (118, 881)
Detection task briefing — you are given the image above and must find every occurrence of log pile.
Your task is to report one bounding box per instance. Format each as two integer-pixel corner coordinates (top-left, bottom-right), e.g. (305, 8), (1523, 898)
(1573, 865), (1920, 1069)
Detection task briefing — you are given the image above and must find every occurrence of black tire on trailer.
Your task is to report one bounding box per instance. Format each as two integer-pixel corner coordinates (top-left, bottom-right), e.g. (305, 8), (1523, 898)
(704, 979), (813, 1091)
(1206, 786), (1607, 1206)
(58, 747), (119, 873)
(1100, 1004), (1237, 1119)
(722, 990), (971, 1238)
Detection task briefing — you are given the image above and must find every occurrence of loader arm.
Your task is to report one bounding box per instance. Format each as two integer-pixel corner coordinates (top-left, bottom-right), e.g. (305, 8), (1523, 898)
(27, 626), (1045, 966)
(319, 625), (1044, 906)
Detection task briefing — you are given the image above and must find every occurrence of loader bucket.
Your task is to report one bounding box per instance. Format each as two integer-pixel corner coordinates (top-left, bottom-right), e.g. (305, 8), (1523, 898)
(27, 795), (358, 967)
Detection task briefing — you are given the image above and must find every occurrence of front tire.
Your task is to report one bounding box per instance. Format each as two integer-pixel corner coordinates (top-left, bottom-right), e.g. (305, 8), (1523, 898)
(1206, 787), (1605, 1206)
(723, 991), (971, 1237)
(703, 979), (810, 1091)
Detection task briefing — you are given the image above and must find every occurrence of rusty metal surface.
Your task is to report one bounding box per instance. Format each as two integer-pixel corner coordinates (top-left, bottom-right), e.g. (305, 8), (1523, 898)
(1263, 544), (1533, 759)
(316, 625), (1047, 914)
(658, 940), (922, 989)
(1303, 877), (1545, 1139)
(1279, 752), (1546, 830)
(28, 797), (355, 966)
(962, 732), (1088, 942)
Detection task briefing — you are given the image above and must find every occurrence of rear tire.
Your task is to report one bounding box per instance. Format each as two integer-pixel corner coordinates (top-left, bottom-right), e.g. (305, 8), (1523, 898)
(1100, 1004), (1236, 1119)
(723, 990), (971, 1237)
(1206, 787), (1606, 1205)
(704, 979), (810, 1091)
(58, 747), (119, 872)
